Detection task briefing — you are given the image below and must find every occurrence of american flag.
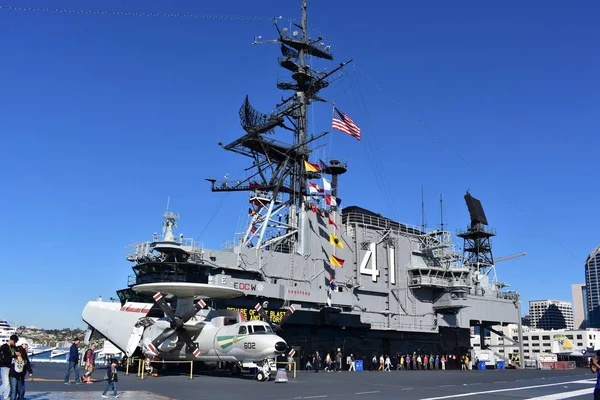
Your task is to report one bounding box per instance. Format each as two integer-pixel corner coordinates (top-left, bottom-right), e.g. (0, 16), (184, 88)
(332, 107), (361, 140)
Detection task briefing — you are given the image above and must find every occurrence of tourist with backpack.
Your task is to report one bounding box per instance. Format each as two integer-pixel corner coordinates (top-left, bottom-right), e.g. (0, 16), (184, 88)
(82, 343), (96, 383)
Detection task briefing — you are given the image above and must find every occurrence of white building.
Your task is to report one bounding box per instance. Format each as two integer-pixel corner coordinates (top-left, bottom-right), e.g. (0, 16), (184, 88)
(471, 324), (600, 362)
(572, 284), (588, 329)
(529, 300), (574, 330)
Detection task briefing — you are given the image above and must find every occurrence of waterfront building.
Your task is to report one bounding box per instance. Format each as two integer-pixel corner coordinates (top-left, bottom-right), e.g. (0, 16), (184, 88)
(585, 246), (600, 328)
(529, 300), (574, 330)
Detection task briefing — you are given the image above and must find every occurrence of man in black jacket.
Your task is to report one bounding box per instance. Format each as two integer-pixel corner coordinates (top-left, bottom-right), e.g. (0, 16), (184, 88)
(63, 338), (81, 384)
(0, 334), (18, 400)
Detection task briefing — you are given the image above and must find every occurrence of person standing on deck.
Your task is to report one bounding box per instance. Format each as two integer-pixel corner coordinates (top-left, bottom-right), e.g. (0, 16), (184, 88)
(0, 334), (18, 400)
(591, 350), (600, 399)
(384, 355), (391, 371)
(15, 339), (32, 400)
(348, 354), (356, 371)
(64, 338), (81, 384)
(82, 343), (96, 383)
(9, 347), (32, 400)
(101, 359), (121, 398)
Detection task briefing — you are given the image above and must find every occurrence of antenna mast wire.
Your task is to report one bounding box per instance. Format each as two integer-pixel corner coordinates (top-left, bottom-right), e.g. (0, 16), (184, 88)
(0, 4), (287, 21)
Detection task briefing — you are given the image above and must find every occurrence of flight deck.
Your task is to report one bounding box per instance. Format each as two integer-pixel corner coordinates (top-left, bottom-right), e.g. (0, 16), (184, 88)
(16, 363), (599, 400)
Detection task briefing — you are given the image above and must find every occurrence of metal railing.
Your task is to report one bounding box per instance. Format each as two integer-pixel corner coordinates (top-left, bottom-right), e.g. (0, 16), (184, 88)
(128, 273), (207, 286)
(497, 291), (520, 301)
(407, 276), (449, 288)
(126, 239), (204, 263)
(456, 225), (497, 236)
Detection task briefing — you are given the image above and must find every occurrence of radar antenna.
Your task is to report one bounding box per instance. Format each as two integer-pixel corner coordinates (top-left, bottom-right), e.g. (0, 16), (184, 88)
(456, 191), (498, 292)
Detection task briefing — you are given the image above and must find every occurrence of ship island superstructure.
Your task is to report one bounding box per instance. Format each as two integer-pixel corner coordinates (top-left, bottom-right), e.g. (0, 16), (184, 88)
(115, 0), (524, 364)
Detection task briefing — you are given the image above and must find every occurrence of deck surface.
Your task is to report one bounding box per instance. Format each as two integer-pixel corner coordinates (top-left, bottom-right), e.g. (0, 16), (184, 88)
(10, 363), (598, 400)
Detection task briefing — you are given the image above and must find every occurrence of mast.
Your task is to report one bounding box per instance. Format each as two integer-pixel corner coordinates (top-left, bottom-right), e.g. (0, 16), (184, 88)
(162, 211), (179, 242)
(421, 185), (426, 231)
(297, 0), (309, 196)
(299, 0), (308, 150)
(206, 0), (351, 252)
(440, 193), (445, 232)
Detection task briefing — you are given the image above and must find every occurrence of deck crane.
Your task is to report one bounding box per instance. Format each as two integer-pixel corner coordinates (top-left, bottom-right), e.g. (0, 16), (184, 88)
(494, 252), (526, 263)
(493, 252), (526, 290)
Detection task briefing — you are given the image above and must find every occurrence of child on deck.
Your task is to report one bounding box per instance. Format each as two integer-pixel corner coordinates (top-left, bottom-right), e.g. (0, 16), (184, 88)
(102, 359), (121, 398)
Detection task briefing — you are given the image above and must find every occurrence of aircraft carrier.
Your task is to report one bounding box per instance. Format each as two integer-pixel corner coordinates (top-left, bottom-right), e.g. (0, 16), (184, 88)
(113, 0), (524, 365)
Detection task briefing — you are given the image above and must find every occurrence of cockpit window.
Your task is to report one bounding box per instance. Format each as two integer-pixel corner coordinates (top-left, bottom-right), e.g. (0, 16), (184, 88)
(252, 325), (267, 334)
(265, 324), (273, 333)
(238, 326), (247, 335)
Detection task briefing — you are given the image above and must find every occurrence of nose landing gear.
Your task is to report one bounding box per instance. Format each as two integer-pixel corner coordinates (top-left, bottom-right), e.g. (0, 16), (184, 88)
(255, 358), (273, 382)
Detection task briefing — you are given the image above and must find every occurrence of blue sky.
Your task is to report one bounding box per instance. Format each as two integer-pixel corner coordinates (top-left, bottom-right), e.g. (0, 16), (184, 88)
(1, 0), (598, 329)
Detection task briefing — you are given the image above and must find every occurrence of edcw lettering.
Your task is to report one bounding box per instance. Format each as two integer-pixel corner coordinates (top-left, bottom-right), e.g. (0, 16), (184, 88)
(231, 282), (257, 291)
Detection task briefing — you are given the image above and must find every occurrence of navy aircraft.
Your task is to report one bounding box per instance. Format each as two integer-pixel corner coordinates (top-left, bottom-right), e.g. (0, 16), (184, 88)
(82, 282), (294, 381)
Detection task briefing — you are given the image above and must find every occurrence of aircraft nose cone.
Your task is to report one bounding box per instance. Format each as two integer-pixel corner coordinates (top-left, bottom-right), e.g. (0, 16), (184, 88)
(275, 341), (287, 352)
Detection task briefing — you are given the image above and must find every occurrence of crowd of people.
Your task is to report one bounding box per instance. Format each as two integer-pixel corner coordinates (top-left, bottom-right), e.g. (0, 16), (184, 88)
(0, 336), (120, 399)
(300, 350), (474, 372)
(386, 353), (472, 371)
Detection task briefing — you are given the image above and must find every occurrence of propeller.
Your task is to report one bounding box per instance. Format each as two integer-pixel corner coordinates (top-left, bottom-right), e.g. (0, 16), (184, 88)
(148, 292), (206, 357)
(254, 302), (295, 332)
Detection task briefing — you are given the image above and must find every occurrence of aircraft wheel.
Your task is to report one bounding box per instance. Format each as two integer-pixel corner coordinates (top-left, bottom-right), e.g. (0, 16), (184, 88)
(256, 371), (266, 382)
(231, 364), (241, 375)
